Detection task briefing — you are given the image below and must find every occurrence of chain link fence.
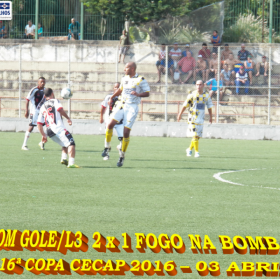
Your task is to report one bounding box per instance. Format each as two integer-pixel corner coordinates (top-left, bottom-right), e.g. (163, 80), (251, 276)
(0, 42), (279, 126)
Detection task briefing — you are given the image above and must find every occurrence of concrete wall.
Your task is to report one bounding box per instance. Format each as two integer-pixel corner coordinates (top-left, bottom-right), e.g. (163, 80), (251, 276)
(1, 118), (280, 141)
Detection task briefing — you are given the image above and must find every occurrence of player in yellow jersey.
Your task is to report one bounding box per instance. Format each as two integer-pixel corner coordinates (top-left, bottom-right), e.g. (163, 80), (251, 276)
(177, 80), (213, 157)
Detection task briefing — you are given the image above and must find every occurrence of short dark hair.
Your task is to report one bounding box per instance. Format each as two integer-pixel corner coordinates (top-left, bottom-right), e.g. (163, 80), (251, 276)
(44, 88), (53, 97)
(38, 77), (45, 81)
(214, 30), (218, 33)
(202, 43), (207, 46)
(225, 43), (229, 46)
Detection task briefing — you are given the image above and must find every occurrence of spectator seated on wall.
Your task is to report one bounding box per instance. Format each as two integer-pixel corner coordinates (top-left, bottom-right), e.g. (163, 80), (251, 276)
(157, 58), (174, 84)
(235, 66), (249, 95)
(206, 52), (221, 80)
(210, 30), (221, 53)
(221, 44), (233, 61)
(256, 56), (269, 77)
(193, 54), (207, 82)
(24, 20), (35, 39)
(182, 44), (193, 57)
(169, 43), (182, 68)
(205, 73), (224, 104)
(244, 55), (255, 85)
(156, 44), (166, 80)
(175, 51), (196, 84)
(238, 43), (253, 62)
(225, 53), (242, 80)
(38, 23), (43, 38)
(68, 18), (80, 40)
(198, 43), (211, 63)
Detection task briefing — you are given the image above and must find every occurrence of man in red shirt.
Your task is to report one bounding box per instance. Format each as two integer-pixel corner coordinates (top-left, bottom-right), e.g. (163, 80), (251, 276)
(198, 43), (211, 62)
(176, 51), (196, 84)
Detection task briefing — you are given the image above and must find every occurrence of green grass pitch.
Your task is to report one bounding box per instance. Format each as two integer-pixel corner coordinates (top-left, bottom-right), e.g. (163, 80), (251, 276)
(0, 131), (280, 279)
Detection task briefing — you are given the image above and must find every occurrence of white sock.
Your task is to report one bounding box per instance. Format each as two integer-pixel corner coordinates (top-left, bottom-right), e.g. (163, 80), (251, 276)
(119, 150), (125, 158)
(119, 141), (122, 149)
(61, 152), (67, 161)
(105, 139), (110, 148)
(69, 157), (75, 166)
(23, 131), (30, 146)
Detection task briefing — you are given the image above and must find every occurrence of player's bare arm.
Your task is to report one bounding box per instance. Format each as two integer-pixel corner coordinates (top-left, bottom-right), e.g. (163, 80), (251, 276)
(109, 88), (122, 106)
(58, 108), (72, 126)
(130, 91), (150, 98)
(208, 108), (213, 124)
(100, 106), (106, 124)
(25, 99), (29, 118)
(177, 106), (186, 122)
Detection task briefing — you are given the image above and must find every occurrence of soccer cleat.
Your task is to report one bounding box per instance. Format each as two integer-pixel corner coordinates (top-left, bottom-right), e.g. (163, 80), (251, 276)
(186, 148), (192, 157)
(61, 159), (68, 166)
(22, 146), (29, 151)
(194, 152), (200, 158)
(101, 147), (110, 158)
(103, 155), (109, 161)
(67, 164), (80, 168)
(39, 141), (45, 150)
(117, 157), (124, 167)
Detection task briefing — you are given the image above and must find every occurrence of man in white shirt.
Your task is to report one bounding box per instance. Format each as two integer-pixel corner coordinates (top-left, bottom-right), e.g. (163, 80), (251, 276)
(24, 20), (35, 39)
(37, 88), (79, 168)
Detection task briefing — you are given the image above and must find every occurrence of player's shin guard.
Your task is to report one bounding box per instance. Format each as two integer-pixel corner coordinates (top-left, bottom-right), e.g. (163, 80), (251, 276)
(193, 137), (199, 152)
(105, 128), (113, 148)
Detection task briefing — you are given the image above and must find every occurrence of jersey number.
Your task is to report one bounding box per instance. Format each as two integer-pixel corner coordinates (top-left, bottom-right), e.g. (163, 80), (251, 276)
(44, 107), (55, 127)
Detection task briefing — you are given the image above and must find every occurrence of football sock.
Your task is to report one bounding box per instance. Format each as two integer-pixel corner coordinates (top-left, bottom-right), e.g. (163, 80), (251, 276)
(23, 131), (30, 146)
(61, 152), (67, 161)
(122, 137), (130, 153)
(189, 139), (195, 151)
(69, 157), (75, 166)
(105, 129), (113, 148)
(193, 138), (199, 153)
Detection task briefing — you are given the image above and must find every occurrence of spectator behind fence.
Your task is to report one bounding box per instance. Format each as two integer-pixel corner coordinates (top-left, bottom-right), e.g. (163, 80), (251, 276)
(119, 30), (129, 63)
(194, 54), (207, 82)
(68, 18), (80, 41)
(221, 63), (234, 86)
(244, 55), (255, 85)
(210, 30), (221, 53)
(24, 20), (35, 39)
(238, 44), (253, 61)
(207, 52), (221, 79)
(0, 21), (7, 38)
(205, 73), (224, 103)
(235, 66), (249, 95)
(182, 44), (193, 57)
(157, 58), (174, 83)
(225, 53), (242, 79)
(169, 43), (182, 68)
(198, 43), (211, 62)
(221, 44), (233, 61)
(176, 51), (196, 84)
(156, 44), (166, 69)
(256, 56), (269, 77)
(38, 23), (43, 38)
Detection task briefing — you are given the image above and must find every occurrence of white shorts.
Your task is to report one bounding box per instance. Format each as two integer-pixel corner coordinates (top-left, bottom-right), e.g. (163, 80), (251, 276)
(188, 123), (203, 138)
(29, 109), (40, 126)
(50, 129), (75, 148)
(111, 103), (138, 130)
(105, 122), (124, 139)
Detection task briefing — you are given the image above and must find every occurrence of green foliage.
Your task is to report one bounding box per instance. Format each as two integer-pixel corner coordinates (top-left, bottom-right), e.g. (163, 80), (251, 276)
(128, 26), (150, 43)
(223, 13), (280, 43)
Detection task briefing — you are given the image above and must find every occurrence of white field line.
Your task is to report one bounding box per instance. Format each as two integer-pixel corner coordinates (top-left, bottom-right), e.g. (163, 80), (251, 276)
(213, 168), (280, 191)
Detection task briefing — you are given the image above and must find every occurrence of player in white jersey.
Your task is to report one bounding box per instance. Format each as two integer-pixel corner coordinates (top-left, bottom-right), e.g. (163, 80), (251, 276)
(100, 82), (124, 160)
(22, 77), (46, 150)
(37, 88), (79, 168)
(177, 80), (213, 157)
(102, 62), (150, 167)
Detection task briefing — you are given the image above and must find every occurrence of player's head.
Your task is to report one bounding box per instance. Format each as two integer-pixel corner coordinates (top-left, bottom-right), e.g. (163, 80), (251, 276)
(124, 62), (136, 76)
(38, 77), (46, 89)
(44, 88), (54, 99)
(114, 82), (120, 91)
(196, 80), (204, 93)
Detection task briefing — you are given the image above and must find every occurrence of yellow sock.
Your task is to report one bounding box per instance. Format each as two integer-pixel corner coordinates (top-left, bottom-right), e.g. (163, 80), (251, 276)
(105, 129), (113, 146)
(189, 140), (195, 151)
(193, 139), (199, 152)
(122, 137), (130, 152)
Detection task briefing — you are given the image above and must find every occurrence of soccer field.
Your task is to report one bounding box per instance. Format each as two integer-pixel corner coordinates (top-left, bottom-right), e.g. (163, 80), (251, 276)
(0, 132), (280, 279)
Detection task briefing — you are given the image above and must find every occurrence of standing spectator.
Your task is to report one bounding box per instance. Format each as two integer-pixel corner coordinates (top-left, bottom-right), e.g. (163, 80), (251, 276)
(118, 30), (129, 63)
(221, 44), (233, 61)
(244, 55), (255, 85)
(210, 30), (221, 53)
(169, 43), (182, 68)
(182, 44), (193, 57)
(24, 20), (35, 39)
(38, 23), (43, 38)
(256, 56), (269, 77)
(221, 63), (234, 86)
(207, 52), (221, 79)
(68, 18), (80, 41)
(235, 66), (249, 95)
(176, 51), (196, 84)
(198, 43), (211, 62)
(156, 44), (166, 70)
(0, 21), (7, 38)
(238, 44), (252, 61)
(193, 54), (207, 82)
(205, 73), (224, 103)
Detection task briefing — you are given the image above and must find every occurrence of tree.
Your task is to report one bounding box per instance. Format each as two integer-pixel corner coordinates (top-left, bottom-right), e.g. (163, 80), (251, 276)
(83, 0), (190, 24)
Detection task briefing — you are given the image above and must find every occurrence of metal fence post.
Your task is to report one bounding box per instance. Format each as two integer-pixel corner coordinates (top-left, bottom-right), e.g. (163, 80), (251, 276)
(19, 44), (22, 118)
(68, 45), (71, 117)
(80, 1), (84, 40)
(116, 46), (119, 82)
(35, 0), (39, 40)
(164, 45), (168, 122)
(216, 46), (221, 123)
(268, 46), (272, 125)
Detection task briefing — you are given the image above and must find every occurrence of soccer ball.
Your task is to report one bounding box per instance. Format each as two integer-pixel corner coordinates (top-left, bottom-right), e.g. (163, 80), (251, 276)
(61, 88), (73, 99)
